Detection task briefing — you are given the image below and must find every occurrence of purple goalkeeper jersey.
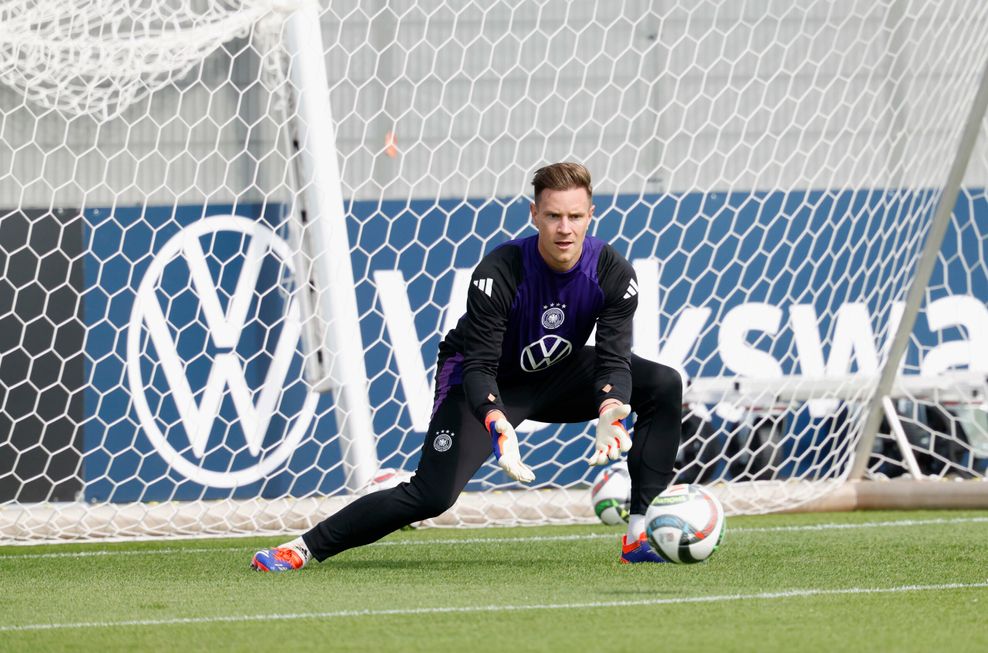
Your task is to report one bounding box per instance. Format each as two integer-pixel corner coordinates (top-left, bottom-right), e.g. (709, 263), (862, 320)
(439, 234), (638, 422)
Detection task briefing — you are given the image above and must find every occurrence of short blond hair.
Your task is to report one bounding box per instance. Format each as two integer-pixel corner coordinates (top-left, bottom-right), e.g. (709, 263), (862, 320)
(531, 162), (592, 204)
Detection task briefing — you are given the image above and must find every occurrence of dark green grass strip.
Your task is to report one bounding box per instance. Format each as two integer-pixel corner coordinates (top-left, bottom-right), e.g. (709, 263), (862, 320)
(0, 510), (985, 653)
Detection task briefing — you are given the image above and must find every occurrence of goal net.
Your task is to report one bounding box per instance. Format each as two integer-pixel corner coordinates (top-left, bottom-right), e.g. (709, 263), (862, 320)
(2, 0), (987, 543)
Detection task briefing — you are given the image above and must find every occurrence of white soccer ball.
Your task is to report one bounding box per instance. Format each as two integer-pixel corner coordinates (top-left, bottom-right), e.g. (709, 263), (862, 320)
(358, 467), (414, 495)
(359, 468), (420, 528)
(645, 484), (725, 563)
(590, 462), (632, 525)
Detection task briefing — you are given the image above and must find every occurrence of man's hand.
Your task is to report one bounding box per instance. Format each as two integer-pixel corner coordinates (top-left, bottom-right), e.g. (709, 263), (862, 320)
(587, 403), (632, 465)
(485, 412), (535, 483)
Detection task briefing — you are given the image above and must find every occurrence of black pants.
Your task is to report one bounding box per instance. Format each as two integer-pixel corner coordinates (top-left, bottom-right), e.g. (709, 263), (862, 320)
(303, 347), (682, 561)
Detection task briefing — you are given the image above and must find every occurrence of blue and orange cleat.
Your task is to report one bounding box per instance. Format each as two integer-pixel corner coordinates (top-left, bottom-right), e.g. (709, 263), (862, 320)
(251, 547), (306, 572)
(619, 532), (667, 564)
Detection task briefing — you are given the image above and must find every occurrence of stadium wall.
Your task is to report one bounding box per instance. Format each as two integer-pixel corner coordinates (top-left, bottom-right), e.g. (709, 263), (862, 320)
(1, 2), (988, 209)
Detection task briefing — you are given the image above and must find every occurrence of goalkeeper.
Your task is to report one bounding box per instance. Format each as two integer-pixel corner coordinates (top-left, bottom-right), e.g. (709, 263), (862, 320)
(251, 162), (682, 571)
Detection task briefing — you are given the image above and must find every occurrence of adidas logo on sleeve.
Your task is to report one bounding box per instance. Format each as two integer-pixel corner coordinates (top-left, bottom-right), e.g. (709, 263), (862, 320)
(473, 278), (494, 297)
(622, 278), (638, 299)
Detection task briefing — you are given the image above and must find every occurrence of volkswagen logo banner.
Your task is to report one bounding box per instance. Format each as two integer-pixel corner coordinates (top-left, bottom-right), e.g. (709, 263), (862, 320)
(84, 205), (338, 500)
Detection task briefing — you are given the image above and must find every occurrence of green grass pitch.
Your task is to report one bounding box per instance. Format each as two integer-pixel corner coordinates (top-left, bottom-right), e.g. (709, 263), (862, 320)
(1, 510), (986, 652)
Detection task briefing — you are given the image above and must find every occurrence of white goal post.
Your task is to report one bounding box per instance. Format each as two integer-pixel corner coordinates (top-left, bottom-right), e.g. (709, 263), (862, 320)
(2, 0), (988, 543)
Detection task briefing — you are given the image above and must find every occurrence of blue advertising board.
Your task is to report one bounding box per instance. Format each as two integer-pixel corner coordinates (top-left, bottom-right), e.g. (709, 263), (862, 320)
(83, 190), (988, 501)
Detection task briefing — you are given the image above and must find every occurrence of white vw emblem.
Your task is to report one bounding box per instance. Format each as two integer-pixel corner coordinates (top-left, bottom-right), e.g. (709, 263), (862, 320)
(126, 216), (316, 488)
(520, 335), (573, 372)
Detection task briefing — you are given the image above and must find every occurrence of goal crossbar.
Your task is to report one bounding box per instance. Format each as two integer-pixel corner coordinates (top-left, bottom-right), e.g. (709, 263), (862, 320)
(686, 372), (988, 409)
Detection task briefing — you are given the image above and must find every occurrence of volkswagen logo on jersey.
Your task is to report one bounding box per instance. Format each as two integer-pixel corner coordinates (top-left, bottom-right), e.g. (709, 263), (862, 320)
(540, 303), (565, 329)
(520, 335), (573, 372)
(126, 215), (316, 488)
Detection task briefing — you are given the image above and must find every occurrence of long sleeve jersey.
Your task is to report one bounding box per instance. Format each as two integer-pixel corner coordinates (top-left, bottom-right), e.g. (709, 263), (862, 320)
(438, 234), (639, 423)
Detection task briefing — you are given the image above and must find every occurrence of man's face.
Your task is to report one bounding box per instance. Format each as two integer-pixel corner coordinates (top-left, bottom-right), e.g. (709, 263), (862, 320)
(530, 187), (594, 272)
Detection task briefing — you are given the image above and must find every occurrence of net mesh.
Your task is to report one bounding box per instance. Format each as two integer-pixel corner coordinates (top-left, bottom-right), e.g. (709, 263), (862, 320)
(1, 0), (987, 543)
(0, 0), (278, 120)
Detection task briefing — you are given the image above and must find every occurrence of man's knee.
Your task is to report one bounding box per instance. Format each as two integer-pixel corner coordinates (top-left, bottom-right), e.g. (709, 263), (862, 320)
(417, 494), (457, 519)
(659, 364), (683, 400)
(405, 480), (458, 519)
(635, 360), (683, 402)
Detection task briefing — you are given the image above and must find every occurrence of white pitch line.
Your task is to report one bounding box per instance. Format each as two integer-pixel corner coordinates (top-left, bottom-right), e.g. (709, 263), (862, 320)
(731, 515), (988, 533)
(1, 581), (986, 633)
(1, 515), (987, 561)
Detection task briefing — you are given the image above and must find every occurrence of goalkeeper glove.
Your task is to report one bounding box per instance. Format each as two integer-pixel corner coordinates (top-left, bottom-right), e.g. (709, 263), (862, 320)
(485, 412), (535, 483)
(587, 403), (632, 466)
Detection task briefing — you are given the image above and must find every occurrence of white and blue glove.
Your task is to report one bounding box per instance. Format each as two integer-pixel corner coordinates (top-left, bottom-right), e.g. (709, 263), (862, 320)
(485, 412), (536, 483)
(587, 402), (632, 466)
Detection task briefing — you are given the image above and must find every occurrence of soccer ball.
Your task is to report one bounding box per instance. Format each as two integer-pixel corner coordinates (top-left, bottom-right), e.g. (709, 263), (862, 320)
(590, 462), (631, 525)
(358, 467), (414, 495)
(644, 484), (725, 563)
(359, 468), (419, 529)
